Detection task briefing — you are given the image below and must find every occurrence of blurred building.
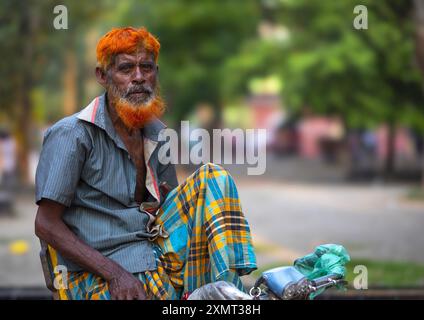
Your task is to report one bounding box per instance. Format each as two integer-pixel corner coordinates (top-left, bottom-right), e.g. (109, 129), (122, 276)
(0, 130), (16, 188)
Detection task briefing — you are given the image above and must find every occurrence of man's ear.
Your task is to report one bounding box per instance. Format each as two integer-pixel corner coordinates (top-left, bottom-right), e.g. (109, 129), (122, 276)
(95, 67), (108, 88)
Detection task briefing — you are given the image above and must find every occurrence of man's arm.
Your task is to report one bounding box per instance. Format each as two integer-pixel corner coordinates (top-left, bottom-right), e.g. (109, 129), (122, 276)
(35, 199), (147, 300)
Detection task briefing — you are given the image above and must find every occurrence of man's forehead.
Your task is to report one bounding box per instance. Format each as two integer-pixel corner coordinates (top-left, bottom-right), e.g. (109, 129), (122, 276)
(115, 49), (155, 64)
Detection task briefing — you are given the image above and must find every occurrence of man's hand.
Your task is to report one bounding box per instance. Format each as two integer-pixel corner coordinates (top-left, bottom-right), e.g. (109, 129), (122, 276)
(35, 199), (150, 300)
(108, 270), (148, 300)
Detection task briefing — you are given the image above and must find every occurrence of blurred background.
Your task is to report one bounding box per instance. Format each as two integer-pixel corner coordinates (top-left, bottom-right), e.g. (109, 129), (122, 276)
(1, 0), (424, 299)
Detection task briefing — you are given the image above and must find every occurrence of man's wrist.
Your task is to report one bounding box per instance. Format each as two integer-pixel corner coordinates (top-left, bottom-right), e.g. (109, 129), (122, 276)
(97, 259), (127, 282)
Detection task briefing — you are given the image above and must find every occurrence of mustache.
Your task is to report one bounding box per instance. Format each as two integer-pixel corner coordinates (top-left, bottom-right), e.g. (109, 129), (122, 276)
(125, 85), (153, 97)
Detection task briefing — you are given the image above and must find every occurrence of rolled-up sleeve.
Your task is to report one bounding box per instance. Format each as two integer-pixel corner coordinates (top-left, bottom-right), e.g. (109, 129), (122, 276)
(35, 121), (89, 207)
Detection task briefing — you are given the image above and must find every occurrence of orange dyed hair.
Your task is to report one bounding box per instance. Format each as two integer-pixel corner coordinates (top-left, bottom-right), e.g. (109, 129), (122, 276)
(96, 27), (160, 69)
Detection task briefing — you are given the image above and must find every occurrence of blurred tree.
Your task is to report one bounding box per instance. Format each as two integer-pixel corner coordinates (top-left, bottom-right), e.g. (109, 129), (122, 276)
(0, 0), (106, 184)
(220, 0), (290, 101)
(413, 0), (424, 188)
(0, 0), (48, 184)
(113, 0), (262, 125)
(3, 0), (423, 182)
(271, 0), (424, 177)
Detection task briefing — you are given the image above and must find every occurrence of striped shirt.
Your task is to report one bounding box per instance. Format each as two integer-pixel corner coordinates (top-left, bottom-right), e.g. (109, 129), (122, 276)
(35, 93), (178, 273)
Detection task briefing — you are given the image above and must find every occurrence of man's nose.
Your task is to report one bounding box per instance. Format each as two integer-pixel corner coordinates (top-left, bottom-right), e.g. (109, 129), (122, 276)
(132, 66), (145, 83)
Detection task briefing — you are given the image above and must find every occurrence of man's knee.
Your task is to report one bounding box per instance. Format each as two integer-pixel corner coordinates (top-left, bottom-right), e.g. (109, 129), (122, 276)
(200, 162), (225, 172)
(198, 162), (229, 178)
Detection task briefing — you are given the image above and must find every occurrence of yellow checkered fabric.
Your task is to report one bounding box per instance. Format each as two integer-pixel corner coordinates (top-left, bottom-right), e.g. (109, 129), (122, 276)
(47, 163), (257, 300)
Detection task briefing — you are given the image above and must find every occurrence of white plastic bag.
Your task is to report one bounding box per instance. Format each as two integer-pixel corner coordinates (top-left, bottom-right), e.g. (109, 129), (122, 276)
(187, 281), (252, 300)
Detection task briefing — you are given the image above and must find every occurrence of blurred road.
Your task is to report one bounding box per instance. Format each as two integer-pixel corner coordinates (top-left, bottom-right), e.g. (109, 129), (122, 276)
(0, 176), (424, 287)
(238, 181), (424, 265)
(0, 193), (44, 287)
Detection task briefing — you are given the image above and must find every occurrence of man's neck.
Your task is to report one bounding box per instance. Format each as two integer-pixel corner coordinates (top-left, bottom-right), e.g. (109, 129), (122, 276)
(106, 95), (139, 136)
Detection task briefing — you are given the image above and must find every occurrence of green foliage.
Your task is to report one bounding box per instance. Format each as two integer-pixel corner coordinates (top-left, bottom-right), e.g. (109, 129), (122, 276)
(275, 0), (424, 130)
(2, 0), (424, 132)
(111, 0), (262, 123)
(345, 259), (424, 287)
(221, 0), (424, 132)
(0, 0), (109, 123)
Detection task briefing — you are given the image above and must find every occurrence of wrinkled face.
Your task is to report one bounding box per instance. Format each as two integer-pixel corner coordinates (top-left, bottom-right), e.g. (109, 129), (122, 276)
(106, 48), (158, 105)
(96, 47), (164, 129)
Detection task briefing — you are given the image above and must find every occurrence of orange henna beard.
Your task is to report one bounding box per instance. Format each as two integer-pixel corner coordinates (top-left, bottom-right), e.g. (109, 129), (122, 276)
(114, 96), (165, 129)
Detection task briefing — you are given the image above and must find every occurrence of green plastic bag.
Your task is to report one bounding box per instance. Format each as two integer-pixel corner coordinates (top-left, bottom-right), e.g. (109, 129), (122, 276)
(293, 244), (350, 299)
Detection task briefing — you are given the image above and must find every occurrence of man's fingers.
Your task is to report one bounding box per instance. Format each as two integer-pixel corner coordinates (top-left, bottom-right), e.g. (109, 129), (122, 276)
(116, 290), (126, 300)
(110, 289), (118, 300)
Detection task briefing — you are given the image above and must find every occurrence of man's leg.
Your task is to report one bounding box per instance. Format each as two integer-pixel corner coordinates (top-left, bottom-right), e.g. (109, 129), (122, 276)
(47, 239), (177, 299)
(49, 163), (257, 300)
(58, 269), (176, 300)
(154, 163), (257, 297)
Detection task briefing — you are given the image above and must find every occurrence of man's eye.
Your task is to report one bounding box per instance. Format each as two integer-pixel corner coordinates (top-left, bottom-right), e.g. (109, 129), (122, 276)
(141, 64), (154, 71)
(119, 65), (133, 72)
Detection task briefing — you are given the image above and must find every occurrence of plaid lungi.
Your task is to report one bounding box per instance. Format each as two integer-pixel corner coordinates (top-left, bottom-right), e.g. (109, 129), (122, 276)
(50, 163), (257, 300)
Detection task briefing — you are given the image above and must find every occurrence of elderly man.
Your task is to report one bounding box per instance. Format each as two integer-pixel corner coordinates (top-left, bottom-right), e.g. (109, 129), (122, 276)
(34, 27), (256, 300)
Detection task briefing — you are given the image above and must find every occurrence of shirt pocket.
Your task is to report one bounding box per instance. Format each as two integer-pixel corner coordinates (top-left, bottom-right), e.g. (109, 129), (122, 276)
(81, 140), (135, 206)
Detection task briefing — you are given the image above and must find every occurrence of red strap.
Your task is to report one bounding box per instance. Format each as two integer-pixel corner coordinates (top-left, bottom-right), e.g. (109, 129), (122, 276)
(181, 292), (191, 300)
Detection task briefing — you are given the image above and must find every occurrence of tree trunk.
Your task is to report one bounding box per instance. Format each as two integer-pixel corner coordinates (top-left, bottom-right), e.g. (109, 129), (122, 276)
(384, 122), (396, 179)
(15, 2), (34, 186)
(414, 0), (424, 188)
(63, 50), (78, 116)
(15, 97), (31, 186)
(421, 136), (424, 190)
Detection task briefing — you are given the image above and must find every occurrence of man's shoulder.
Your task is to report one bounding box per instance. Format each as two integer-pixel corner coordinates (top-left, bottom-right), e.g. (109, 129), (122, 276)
(50, 113), (81, 129)
(45, 113), (92, 140)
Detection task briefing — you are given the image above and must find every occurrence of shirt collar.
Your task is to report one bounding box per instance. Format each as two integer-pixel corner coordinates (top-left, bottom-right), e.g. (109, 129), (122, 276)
(76, 92), (167, 146)
(77, 93), (165, 201)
